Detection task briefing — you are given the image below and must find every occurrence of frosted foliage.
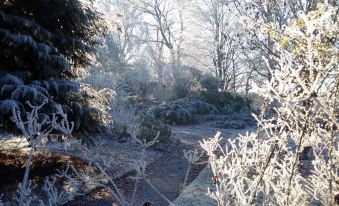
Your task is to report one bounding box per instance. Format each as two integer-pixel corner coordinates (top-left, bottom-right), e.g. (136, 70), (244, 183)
(109, 100), (141, 138)
(0, 74), (24, 86)
(15, 181), (33, 206)
(0, 74), (81, 118)
(0, 99), (21, 115)
(40, 177), (79, 206)
(10, 100), (75, 206)
(0, 11), (53, 41)
(202, 6), (338, 206)
(0, 28), (69, 70)
(51, 132), (172, 206)
(11, 85), (49, 101)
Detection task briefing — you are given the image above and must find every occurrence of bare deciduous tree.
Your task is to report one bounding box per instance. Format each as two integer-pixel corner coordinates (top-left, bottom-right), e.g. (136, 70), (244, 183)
(134, 0), (187, 85)
(194, 0), (249, 91)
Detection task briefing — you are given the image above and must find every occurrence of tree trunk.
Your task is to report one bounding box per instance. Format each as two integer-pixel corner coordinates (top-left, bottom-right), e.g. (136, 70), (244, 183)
(170, 47), (178, 84)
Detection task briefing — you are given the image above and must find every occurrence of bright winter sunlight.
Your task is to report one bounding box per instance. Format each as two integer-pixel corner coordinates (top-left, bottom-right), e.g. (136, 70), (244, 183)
(0, 0), (338, 205)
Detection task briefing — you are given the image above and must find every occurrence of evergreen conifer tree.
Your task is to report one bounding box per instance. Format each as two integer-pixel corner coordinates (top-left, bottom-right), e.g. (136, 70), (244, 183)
(0, 0), (107, 140)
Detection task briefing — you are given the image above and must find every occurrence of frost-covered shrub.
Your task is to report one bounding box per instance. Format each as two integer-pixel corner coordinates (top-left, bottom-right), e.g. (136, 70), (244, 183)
(82, 69), (117, 90)
(202, 6), (339, 206)
(245, 93), (263, 115)
(173, 77), (192, 99)
(67, 84), (110, 144)
(108, 99), (141, 142)
(115, 66), (153, 97)
(139, 115), (172, 147)
(195, 73), (251, 114)
(219, 92), (249, 114)
(8, 100), (79, 206)
(150, 99), (219, 124)
(199, 75), (220, 91)
(172, 66), (204, 99)
(192, 90), (250, 114)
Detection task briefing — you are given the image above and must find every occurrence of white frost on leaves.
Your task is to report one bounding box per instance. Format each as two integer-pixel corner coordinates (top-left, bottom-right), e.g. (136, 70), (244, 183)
(202, 5), (339, 206)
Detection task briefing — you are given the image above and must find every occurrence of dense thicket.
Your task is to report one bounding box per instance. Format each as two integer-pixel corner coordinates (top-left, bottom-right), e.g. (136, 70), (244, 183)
(0, 0), (106, 139)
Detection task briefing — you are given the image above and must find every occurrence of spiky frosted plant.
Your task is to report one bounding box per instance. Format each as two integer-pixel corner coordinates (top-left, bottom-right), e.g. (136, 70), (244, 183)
(40, 176), (81, 206)
(0, 194), (3, 206)
(11, 100), (74, 206)
(11, 100), (174, 206)
(201, 5), (338, 206)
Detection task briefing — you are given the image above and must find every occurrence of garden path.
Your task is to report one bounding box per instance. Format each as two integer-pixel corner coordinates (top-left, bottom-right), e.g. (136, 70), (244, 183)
(67, 115), (256, 206)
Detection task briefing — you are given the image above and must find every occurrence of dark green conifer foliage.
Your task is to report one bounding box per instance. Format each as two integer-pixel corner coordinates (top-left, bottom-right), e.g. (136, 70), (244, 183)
(0, 0), (107, 140)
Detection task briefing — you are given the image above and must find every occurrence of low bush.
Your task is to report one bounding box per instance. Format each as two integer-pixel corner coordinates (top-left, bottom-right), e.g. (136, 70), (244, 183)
(150, 99), (219, 124)
(73, 84), (111, 144)
(82, 69), (117, 91)
(139, 115), (172, 146)
(172, 66), (203, 99)
(190, 90), (250, 114)
(173, 79), (191, 99)
(108, 99), (141, 143)
(245, 92), (263, 115)
(199, 75), (220, 91)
